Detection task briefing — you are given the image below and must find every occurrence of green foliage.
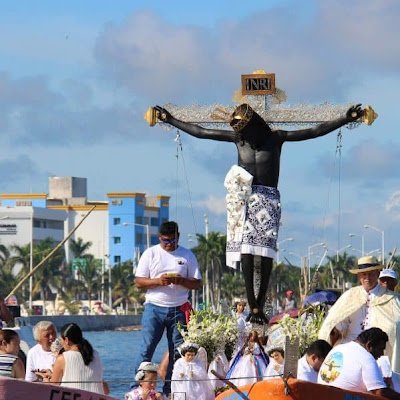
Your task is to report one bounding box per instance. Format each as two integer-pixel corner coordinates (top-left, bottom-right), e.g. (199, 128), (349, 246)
(278, 305), (327, 356)
(178, 308), (238, 363)
(69, 237), (93, 259)
(192, 232), (227, 308)
(112, 261), (145, 310)
(0, 245), (18, 297)
(270, 261), (301, 300)
(221, 272), (246, 303)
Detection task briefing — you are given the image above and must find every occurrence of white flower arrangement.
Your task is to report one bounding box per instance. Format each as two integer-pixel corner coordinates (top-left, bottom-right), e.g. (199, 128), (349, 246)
(178, 309), (239, 363)
(277, 305), (327, 356)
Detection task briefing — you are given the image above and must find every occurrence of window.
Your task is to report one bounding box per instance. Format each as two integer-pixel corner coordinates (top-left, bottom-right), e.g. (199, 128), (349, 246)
(135, 233), (144, 244)
(32, 219), (63, 230)
(114, 255), (121, 264)
(113, 237), (121, 244)
(46, 220), (64, 230)
(16, 201), (32, 206)
(151, 217), (159, 226)
(112, 200), (123, 206)
(113, 218), (121, 225)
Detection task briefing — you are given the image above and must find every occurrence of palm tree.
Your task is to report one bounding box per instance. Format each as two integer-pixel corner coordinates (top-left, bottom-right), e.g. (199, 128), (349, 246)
(0, 244), (10, 264)
(269, 261), (301, 307)
(220, 272), (246, 305)
(0, 246), (18, 298)
(325, 252), (357, 289)
(30, 238), (66, 314)
(69, 237), (93, 259)
(111, 262), (144, 313)
(76, 255), (101, 311)
(9, 243), (31, 303)
(193, 232), (226, 309)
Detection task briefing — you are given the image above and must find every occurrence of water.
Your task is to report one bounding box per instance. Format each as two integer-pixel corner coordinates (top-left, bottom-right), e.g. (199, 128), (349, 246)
(85, 330), (167, 399)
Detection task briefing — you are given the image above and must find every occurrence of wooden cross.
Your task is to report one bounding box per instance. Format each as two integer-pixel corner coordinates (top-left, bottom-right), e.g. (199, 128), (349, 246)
(144, 70), (377, 128)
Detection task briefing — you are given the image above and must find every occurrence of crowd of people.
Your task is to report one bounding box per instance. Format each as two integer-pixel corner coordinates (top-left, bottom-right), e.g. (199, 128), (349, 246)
(127, 234), (400, 400)
(0, 320), (108, 394)
(1, 221), (400, 400)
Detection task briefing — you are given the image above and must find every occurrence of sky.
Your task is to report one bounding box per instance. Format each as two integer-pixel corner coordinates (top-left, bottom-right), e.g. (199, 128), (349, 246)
(1, 0), (400, 265)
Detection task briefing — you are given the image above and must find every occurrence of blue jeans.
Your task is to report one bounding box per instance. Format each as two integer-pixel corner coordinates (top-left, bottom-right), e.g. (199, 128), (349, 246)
(133, 303), (186, 395)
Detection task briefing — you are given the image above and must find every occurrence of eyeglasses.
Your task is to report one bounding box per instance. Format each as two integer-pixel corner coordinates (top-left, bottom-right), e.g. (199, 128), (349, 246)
(160, 238), (177, 244)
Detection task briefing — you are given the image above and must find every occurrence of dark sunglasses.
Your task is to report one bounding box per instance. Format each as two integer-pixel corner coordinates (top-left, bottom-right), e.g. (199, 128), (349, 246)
(160, 238), (177, 244)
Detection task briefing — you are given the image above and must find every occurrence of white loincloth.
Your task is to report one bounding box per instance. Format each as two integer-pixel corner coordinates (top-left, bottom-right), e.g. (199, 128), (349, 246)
(224, 165), (281, 268)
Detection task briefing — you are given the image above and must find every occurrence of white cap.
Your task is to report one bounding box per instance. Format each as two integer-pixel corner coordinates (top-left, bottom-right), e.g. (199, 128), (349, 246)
(379, 268), (398, 281)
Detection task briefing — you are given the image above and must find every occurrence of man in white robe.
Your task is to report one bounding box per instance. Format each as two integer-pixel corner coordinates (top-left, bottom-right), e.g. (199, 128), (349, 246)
(319, 256), (400, 373)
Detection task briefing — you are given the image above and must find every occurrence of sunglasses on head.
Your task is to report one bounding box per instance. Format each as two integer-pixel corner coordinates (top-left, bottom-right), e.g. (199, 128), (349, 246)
(160, 238), (177, 244)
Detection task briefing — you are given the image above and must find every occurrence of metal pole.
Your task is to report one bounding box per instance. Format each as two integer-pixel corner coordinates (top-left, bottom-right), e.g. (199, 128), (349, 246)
(308, 242), (325, 284)
(364, 225), (384, 264)
(204, 214), (209, 307)
(145, 224), (150, 249)
(29, 212), (33, 310)
(108, 263), (112, 310)
(349, 233), (365, 256)
(101, 259), (105, 304)
(277, 238), (294, 264)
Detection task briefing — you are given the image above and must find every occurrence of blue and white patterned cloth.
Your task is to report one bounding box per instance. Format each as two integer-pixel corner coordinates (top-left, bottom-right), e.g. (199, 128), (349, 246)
(225, 168), (281, 268)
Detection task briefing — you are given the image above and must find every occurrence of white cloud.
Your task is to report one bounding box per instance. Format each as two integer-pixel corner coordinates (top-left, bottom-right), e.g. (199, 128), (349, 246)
(93, 2), (400, 105)
(195, 195), (226, 215)
(314, 140), (400, 182)
(0, 155), (42, 190)
(385, 191), (400, 216)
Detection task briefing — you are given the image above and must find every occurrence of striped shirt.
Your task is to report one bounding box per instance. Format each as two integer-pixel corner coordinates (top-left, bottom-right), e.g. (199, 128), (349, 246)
(0, 353), (18, 377)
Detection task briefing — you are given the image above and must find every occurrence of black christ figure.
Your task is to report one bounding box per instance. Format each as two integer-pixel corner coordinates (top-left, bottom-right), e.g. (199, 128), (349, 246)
(155, 103), (362, 323)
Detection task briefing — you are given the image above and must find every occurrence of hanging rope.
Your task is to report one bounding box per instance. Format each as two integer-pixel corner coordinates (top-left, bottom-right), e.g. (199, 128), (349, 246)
(174, 129), (198, 234)
(336, 128), (343, 250)
(174, 131), (181, 222)
(309, 128), (344, 292)
(318, 128), (343, 244)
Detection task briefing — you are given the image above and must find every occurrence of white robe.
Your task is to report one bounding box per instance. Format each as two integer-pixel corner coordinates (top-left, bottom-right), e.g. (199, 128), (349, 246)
(226, 343), (268, 388)
(171, 358), (214, 400)
(319, 285), (400, 372)
(208, 352), (229, 390)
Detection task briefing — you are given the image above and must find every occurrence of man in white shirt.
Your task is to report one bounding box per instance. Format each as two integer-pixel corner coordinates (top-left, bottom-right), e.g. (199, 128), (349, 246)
(319, 256), (400, 371)
(25, 321), (57, 381)
(133, 221), (201, 396)
(297, 340), (332, 383)
(318, 328), (400, 398)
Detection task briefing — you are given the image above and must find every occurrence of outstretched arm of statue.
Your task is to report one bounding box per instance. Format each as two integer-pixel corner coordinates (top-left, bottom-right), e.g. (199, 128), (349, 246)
(281, 104), (363, 142)
(154, 106), (235, 142)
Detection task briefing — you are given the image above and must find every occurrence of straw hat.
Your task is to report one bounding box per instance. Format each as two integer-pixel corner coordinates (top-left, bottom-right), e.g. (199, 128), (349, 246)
(349, 255), (383, 274)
